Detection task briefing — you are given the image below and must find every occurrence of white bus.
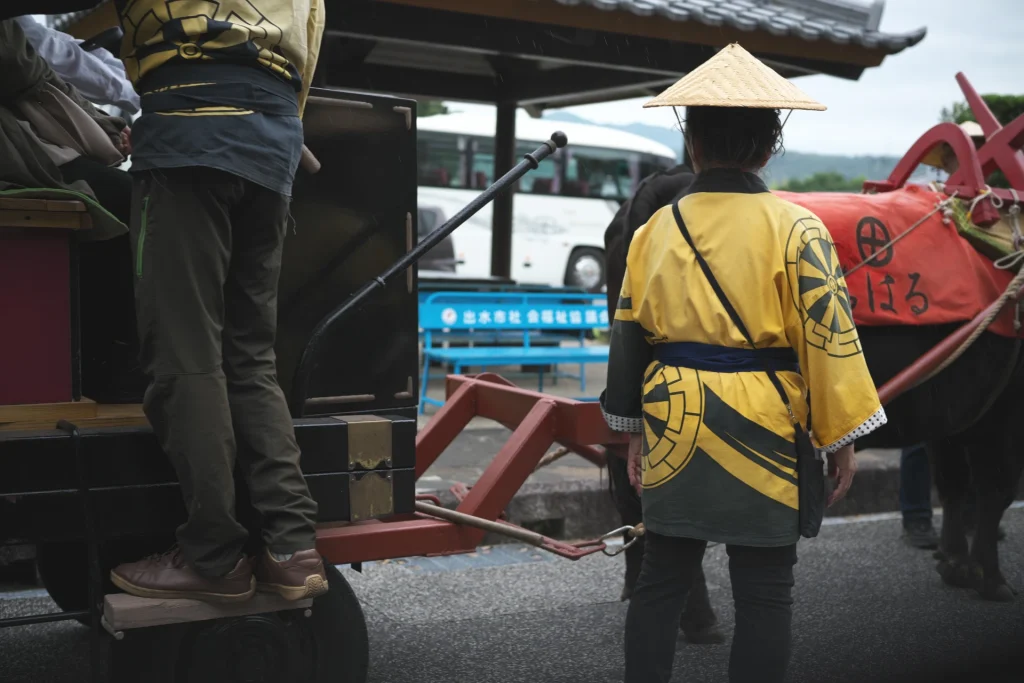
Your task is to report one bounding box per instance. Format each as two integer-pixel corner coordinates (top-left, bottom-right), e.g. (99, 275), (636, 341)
(416, 111), (678, 291)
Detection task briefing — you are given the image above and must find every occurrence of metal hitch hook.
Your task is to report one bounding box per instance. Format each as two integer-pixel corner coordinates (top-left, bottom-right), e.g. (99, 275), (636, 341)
(598, 524), (645, 557)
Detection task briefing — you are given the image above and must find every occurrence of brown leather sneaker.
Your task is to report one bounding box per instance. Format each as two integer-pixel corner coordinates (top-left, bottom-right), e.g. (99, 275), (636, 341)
(254, 548), (329, 601)
(110, 547), (255, 604)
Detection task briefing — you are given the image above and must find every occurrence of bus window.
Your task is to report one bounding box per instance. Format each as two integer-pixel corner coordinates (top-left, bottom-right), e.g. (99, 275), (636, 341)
(418, 131), (465, 188)
(639, 152), (679, 180)
(469, 137), (494, 189)
(469, 139), (560, 194)
(564, 146), (634, 201)
(516, 142), (558, 194)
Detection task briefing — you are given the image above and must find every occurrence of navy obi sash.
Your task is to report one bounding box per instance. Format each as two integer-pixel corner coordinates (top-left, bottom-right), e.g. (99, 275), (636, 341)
(653, 341), (800, 374)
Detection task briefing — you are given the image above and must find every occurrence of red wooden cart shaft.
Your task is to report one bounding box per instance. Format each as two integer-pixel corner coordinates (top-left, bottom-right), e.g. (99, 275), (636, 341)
(316, 374), (624, 565)
(317, 517), (478, 565)
(876, 294), (1018, 406)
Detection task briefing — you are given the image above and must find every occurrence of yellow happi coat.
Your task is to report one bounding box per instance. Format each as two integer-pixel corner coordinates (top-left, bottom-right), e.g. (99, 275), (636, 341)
(601, 168), (885, 546)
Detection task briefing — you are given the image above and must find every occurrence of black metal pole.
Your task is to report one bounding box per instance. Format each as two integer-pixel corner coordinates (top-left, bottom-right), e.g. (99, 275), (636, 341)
(59, 419), (103, 683)
(289, 131), (569, 416)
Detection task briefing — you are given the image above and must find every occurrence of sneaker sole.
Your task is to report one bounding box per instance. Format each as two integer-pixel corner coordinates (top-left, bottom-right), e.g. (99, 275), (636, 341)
(256, 574), (329, 601)
(110, 572), (256, 604)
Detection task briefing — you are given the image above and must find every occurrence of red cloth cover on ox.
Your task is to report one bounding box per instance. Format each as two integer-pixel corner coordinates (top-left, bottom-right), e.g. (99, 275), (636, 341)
(0, 232), (73, 405)
(775, 185), (1020, 338)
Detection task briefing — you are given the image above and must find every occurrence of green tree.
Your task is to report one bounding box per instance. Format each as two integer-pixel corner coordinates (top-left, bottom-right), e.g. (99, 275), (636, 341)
(774, 172), (866, 193)
(939, 94), (1024, 188)
(417, 100), (449, 117)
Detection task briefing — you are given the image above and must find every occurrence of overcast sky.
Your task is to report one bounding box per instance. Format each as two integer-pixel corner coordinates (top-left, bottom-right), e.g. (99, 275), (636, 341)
(446, 0), (1023, 156)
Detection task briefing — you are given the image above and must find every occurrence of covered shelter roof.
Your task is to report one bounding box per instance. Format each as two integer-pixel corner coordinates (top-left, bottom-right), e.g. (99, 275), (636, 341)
(312, 0), (925, 112)
(55, 0), (925, 113)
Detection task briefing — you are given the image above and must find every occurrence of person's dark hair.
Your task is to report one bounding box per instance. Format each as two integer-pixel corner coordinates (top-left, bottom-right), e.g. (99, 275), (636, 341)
(684, 106), (784, 169)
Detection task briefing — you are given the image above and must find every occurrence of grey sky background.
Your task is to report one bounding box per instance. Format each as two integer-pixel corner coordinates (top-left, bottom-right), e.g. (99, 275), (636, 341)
(448, 0), (1023, 156)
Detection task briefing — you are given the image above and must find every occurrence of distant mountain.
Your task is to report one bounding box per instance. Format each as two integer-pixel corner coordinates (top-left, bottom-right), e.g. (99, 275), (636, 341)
(541, 110), (931, 186)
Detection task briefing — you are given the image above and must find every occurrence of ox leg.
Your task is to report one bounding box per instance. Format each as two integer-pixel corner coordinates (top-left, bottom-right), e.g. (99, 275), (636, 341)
(930, 440), (973, 589)
(965, 438), (1021, 602)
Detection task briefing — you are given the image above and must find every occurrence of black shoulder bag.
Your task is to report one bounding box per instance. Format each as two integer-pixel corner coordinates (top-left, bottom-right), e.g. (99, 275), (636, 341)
(671, 203), (825, 538)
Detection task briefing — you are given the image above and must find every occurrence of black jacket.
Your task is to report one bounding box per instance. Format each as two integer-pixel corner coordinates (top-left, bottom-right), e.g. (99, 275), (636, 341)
(603, 163), (695, 319)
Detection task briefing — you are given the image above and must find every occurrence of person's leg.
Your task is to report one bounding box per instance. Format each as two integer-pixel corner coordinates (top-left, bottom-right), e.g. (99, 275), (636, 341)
(624, 532), (707, 683)
(110, 168), (253, 601)
(726, 543), (798, 683)
(223, 181), (324, 600)
(900, 443), (938, 549)
(609, 448), (722, 643)
(607, 448), (644, 599)
(680, 564), (725, 644)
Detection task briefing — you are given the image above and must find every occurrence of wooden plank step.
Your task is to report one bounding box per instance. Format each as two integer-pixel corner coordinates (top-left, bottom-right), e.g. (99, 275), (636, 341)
(0, 208), (92, 230)
(103, 592), (313, 633)
(0, 398), (99, 424)
(0, 197), (88, 212)
(0, 400), (147, 433)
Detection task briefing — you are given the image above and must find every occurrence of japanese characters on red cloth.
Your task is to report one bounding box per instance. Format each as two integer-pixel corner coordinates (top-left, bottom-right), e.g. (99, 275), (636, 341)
(774, 184), (1021, 338)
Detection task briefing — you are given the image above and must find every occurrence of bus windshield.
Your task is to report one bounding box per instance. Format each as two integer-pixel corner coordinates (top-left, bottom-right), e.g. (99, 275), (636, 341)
(416, 111), (678, 203)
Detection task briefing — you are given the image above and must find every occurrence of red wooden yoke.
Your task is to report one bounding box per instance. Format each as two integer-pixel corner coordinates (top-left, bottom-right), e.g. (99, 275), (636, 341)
(863, 72), (1024, 226)
(315, 373), (628, 565)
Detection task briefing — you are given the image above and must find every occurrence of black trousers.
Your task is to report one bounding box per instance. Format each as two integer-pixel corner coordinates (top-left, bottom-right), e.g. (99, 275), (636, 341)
(624, 531), (797, 683)
(129, 167), (318, 576)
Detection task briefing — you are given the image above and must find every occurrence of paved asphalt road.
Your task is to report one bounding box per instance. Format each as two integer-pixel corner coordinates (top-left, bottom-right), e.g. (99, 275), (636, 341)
(2, 507), (1023, 683)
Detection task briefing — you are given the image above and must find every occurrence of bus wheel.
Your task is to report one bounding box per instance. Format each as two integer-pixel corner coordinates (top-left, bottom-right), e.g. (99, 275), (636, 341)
(565, 248), (605, 293)
(110, 563), (369, 683)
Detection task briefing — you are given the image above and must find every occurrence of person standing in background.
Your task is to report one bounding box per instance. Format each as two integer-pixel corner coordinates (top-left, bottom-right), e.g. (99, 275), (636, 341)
(899, 443), (939, 548)
(603, 161), (728, 645)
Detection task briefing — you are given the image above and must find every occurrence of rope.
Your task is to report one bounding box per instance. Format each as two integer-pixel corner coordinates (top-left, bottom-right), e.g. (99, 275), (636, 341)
(917, 265), (1024, 386)
(534, 446), (570, 472)
(1007, 193), (1022, 251)
(844, 192), (959, 278)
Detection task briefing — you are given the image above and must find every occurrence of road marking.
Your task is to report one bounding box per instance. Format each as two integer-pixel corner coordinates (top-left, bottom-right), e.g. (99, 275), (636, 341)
(2, 505), (1022, 597)
(822, 500), (1024, 526)
(0, 588), (50, 600)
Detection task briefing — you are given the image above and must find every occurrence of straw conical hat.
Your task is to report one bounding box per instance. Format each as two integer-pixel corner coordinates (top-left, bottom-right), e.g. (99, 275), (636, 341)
(921, 122), (986, 168)
(644, 43), (826, 111)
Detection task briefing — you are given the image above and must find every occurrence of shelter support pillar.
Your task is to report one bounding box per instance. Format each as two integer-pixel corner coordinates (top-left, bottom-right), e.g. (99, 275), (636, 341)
(490, 101), (516, 279)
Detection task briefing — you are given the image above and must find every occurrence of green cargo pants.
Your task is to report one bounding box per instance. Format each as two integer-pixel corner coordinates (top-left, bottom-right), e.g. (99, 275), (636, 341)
(130, 166), (318, 577)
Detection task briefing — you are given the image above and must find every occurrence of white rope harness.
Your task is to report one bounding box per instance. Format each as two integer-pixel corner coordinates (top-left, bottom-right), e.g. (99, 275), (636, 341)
(919, 189), (1024, 384)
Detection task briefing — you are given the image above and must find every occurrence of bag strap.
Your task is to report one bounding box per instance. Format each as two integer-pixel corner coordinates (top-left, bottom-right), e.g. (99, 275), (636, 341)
(670, 202), (803, 429)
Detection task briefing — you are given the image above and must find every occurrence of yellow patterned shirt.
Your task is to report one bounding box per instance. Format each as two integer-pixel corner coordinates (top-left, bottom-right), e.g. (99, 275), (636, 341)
(112, 0), (325, 195)
(116, 0), (324, 116)
(601, 168), (885, 546)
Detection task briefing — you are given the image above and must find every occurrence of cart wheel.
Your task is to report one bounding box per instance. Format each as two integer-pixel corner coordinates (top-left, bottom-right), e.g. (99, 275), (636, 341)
(36, 538), (172, 615)
(111, 563), (369, 683)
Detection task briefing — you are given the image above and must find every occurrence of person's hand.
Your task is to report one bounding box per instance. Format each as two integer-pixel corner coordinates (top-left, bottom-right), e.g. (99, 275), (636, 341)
(826, 443), (857, 507)
(627, 432), (644, 495)
(117, 127), (131, 156)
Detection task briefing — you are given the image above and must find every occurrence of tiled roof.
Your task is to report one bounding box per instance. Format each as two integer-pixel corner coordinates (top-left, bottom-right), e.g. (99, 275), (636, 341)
(550, 0), (926, 53)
